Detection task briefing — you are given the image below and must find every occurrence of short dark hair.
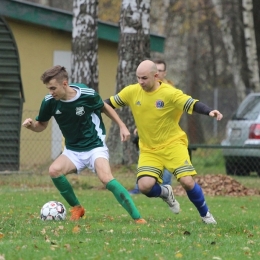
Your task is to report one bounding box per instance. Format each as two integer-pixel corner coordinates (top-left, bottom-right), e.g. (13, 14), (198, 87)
(153, 59), (167, 70)
(41, 65), (68, 84)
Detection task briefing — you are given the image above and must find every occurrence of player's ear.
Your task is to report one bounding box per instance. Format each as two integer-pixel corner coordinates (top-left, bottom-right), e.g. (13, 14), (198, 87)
(62, 80), (68, 87)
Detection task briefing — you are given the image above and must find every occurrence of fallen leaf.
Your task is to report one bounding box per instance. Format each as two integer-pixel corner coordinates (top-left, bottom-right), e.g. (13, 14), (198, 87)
(72, 225), (80, 233)
(175, 252), (183, 258)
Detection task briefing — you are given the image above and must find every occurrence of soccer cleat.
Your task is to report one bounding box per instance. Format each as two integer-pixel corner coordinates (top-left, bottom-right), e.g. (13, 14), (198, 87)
(128, 188), (141, 195)
(201, 212), (217, 224)
(134, 218), (147, 224)
(162, 185), (180, 214)
(70, 205), (85, 221)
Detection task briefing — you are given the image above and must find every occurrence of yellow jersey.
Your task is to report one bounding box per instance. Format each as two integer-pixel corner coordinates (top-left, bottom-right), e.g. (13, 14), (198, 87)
(110, 82), (198, 151)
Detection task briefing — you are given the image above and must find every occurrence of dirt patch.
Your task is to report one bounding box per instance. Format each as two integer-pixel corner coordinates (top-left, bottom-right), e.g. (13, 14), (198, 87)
(173, 174), (260, 196)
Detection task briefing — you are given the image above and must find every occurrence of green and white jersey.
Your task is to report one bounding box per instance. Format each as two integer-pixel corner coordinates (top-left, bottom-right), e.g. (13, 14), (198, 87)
(36, 83), (106, 152)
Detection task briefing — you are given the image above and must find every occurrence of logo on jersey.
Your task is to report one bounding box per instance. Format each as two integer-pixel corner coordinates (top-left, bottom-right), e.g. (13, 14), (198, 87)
(184, 160), (190, 165)
(76, 106), (85, 116)
(155, 100), (164, 108)
(136, 101), (141, 106)
(55, 109), (62, 114)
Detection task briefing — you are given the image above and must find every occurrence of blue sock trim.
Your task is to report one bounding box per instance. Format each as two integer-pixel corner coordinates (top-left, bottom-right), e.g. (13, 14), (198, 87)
(186, 183), (208, 217)
(146, 183), (162, 198)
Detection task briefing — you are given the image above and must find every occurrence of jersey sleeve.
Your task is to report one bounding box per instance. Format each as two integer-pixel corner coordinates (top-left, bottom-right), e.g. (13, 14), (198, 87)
(78, 84), (104, 111)
(35, 96), (53, 122)
(171, 88), (198, 115)
(86, 91), (104, 111)
(109, 85), (132, 108)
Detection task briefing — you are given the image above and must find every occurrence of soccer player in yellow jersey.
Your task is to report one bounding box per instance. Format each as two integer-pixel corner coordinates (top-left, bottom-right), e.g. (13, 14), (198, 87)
(129, 59), (174, 194)
(105, 60), (223, 224)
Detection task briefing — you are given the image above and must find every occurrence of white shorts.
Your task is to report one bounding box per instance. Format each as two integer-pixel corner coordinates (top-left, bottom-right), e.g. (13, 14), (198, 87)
(62, 147), (109, 174)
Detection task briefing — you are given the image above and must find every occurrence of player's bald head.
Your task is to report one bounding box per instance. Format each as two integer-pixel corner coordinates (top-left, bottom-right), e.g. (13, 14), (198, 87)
(136, 60), (157, 75)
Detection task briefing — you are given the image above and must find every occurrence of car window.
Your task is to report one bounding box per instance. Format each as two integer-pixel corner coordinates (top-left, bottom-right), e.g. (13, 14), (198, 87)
(234, 95), (260, 120)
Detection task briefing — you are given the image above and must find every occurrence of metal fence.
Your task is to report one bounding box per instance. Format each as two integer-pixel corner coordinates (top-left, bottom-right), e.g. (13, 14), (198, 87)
(1, 109), (260, 178)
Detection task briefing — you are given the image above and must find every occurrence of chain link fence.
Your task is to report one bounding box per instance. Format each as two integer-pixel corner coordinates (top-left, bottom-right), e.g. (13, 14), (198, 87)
(1, 108), (260, 178)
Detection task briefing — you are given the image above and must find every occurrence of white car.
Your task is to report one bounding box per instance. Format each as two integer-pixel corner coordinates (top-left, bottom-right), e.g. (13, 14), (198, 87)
(221, 93), (260, 176)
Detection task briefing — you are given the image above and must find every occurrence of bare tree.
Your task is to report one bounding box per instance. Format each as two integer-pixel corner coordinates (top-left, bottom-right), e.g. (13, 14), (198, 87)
(242, 0), (260, 92)
(71, 0), (99, 92)
(184, 0), (205, 144)
(211, 0), (247, 102)
(107, 0), (151, 165)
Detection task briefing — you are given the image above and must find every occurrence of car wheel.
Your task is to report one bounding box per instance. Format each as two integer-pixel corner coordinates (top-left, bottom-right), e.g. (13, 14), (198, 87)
(237, 165), (250, 176)
(225, 160), (235, 175)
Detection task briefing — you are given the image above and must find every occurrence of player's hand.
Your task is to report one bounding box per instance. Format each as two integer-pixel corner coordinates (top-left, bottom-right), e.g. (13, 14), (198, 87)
(22, 118), (34, 128)
(120, 124), (131, 142)
(209, 110), (223, 121)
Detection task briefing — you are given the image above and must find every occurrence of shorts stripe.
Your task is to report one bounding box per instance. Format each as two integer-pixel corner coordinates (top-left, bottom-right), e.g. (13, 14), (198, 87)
(137, 166), (162, 175)
(137, 166), (163, 181)
(173, 165), (195, 177)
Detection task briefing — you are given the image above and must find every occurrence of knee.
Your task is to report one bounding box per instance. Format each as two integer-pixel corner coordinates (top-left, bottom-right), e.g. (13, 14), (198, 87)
(49, 164), (62, 178)
(137, 177), (156, 194)
(179, 176), (195, 191)
(137, 182), (148, 193)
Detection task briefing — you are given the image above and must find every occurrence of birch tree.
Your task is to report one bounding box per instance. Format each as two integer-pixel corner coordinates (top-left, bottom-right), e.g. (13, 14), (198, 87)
(71, 0), (99, 92)
(107, 0), (151, 165)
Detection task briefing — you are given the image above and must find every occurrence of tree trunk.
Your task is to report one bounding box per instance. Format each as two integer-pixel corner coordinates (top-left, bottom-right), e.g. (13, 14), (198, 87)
(185, 0), (205, 144)
(71, 0), (99, 92)
(242, 0), (260, 92)
(253, 0), (260, 78)
(211, 0), (246, 103)
(107, 0), (151, 165)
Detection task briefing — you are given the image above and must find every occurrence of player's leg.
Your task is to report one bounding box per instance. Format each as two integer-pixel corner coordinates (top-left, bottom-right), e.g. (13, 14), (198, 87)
(49, 151), (85, 220)
(179, 175), (216, 224)
(128, 183), (141, 195)
(169, 143), (216, 224)
(137, 153), (180, 214)
(162, 169), (172, 185)
(129, 150), (141, 195)
(92, 151), (146, 223)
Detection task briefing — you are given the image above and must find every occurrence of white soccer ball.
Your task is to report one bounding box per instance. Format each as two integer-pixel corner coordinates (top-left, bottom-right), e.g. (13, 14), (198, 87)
(40, 201), (66, 221)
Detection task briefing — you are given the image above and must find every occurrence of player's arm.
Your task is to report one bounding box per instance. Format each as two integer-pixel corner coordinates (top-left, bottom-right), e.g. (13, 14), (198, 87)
(193, 101), (223, 120)
(103, 98), (115, 108)
(101, 102), (130, 142)
(22, 118), (49, 132)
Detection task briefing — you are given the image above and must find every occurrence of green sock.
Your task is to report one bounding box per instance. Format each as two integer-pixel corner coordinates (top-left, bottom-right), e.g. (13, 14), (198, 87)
(51, 175), (80, 207)
(106, 179), (142, 220)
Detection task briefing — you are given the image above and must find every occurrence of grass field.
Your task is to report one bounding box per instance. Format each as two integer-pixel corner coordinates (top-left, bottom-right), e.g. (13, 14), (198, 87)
(0, 169), (260, 260)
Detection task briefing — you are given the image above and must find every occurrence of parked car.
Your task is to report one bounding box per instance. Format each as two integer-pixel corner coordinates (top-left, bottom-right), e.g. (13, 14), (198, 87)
(221, 93), (260, 176)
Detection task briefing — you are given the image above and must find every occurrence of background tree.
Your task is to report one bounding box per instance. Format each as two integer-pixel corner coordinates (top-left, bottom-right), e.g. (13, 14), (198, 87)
(14, 0), (260, 146)
(71, 0), (99, 91)
(163, 0), (260, 143)
(106, 0), (151, 165)
(242, 0), (260, 93)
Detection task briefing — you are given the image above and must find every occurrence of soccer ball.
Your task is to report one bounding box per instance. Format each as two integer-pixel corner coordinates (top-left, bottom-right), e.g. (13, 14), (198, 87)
(40, 201), (66, 221)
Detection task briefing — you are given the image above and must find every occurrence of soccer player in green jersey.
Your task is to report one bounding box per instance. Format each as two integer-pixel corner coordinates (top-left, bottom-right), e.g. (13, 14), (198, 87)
(106, 60), (223, 224)
(22, 65), (146, 223)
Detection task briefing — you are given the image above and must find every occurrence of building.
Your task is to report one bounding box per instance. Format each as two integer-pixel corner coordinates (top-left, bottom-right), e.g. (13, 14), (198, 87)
(0, 0), (164, 171)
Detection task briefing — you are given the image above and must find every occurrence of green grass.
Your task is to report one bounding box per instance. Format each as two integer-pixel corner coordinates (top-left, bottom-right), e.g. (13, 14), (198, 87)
(191, 149), (226, 174)
(0, 171), (260, 260)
